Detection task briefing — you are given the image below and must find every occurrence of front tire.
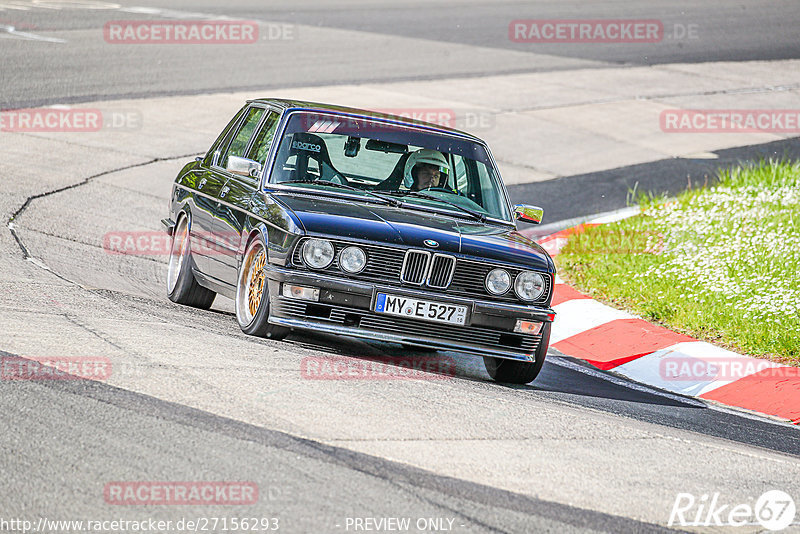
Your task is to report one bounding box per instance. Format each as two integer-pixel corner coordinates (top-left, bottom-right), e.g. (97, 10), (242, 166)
(235, 235), (289, 340)
(167, 214), (216, 309)
(483, 322), (551, 384)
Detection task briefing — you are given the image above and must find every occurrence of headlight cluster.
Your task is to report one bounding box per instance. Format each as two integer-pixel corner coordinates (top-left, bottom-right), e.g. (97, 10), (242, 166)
(339, 246), (366, 273)
(514, 271), (546, 301)
(302, 239), (335, 269)
(485, 268), (511, 295)
(302, 239), (366, 274)
(485, 268), (546, 302)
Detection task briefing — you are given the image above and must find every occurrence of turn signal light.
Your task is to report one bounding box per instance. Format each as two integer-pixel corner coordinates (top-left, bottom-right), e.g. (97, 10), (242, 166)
(282, 284), (320, 302)
(514, 319), (543, 335)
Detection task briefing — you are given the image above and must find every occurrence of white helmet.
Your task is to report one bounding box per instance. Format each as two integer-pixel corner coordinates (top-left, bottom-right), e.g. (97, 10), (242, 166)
(403, 149), (450, 189)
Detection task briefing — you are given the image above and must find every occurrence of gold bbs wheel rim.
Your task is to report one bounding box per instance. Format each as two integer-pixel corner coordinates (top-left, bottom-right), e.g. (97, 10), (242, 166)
(247, 250), (266, 317)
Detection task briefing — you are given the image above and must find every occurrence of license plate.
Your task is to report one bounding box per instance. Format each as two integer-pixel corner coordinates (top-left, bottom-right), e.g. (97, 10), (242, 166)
(374, 293), (467, 326)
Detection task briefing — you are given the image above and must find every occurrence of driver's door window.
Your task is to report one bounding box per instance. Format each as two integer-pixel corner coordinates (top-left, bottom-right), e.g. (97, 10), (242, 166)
(245, 111), (280, 166)
(218, 107), (265, 170)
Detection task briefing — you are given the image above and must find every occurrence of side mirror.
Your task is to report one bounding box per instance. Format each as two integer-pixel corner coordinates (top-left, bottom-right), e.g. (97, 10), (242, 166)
(227, 155), (262, 178)
(514, 204), (544, 224)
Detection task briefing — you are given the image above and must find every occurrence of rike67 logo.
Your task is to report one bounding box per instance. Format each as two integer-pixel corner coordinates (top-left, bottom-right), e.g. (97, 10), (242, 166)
(669, 490), (796, 531)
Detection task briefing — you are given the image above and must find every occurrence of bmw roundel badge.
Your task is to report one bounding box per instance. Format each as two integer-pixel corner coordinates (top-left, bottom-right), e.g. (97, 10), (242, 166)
(423, 239), (439, 248)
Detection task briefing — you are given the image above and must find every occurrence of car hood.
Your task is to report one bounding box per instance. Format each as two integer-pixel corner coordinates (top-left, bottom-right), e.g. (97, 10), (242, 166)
(273, 193), (553, 272)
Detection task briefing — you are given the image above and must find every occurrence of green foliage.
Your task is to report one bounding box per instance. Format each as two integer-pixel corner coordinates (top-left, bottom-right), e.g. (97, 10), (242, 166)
(558, 159), (800, 361)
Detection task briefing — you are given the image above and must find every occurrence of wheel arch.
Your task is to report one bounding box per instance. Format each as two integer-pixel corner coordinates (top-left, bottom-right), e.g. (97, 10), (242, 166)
(174, 204), (194, 230)
(237, 221), (271, 271)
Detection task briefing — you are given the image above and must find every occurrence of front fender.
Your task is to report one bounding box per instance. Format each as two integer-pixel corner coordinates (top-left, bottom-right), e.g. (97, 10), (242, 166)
(238, 192), (304, 270)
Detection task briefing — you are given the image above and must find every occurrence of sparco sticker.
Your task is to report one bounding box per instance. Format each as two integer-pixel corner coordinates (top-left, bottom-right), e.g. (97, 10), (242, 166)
(292, 140), (321, 152)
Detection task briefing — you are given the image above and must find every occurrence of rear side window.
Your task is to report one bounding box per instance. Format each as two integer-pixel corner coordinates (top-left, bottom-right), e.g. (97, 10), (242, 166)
(203, 106), (246, 167)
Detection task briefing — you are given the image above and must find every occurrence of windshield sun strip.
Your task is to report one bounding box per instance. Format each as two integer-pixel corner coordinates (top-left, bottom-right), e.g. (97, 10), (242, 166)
(280, 107), (481, 142)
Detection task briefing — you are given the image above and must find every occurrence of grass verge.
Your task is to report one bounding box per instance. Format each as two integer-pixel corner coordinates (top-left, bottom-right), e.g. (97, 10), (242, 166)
(556, 159), (800, 363)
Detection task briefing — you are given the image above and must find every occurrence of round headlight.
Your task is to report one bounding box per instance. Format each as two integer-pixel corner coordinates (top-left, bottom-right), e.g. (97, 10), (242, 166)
(339, 246), (366, 273)
(302, 239), (335, 269)
(485, 268), (511, 295)
(514, 271), (546, 301)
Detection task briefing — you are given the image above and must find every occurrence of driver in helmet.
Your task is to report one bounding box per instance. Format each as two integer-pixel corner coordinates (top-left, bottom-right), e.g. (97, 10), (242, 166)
(403, 149), (451, 191)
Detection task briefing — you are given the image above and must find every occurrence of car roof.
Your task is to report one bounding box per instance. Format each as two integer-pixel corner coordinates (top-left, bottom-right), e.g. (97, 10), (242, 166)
(247, 98), (483, 142)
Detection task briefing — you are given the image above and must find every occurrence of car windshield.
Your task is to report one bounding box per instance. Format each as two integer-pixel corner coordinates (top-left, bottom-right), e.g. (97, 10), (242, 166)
(269, 111), (512, 222)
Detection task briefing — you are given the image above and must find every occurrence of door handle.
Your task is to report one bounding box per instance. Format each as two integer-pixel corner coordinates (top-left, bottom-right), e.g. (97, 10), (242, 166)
(220, 186), (230, 198)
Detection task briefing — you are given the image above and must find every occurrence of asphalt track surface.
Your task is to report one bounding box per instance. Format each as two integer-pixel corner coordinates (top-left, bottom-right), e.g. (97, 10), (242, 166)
(2, 1), (800, 532)
(3, 0), (800, 108)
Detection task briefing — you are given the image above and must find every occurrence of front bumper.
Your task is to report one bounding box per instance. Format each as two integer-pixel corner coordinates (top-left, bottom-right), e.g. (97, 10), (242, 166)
(265, 266), (554, 362)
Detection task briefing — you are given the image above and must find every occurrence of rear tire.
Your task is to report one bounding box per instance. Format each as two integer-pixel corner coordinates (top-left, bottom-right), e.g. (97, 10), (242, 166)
(235, 235), (290, 340)
(483, 322), (551, 384)
(166, 214), (216, 310)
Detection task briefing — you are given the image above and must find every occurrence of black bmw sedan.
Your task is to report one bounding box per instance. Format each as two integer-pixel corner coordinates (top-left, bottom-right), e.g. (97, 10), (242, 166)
(163, 99), (556, 384)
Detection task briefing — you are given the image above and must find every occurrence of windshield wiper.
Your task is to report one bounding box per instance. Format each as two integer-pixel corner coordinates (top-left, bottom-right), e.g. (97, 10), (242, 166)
(383, 190), (487, 222)
(281, 179), (402, 207)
